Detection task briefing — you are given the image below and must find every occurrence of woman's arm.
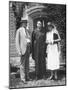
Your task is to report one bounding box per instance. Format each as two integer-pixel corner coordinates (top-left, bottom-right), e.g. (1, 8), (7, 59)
(53, 30), (61, 43)
(54, 39), (61, 43)
(31, 31), (35, 52)
(46, 33), (49, 44)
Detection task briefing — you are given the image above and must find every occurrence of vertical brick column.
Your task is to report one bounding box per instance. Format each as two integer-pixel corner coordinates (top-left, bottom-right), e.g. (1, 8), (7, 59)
(9, 6), (18, 57)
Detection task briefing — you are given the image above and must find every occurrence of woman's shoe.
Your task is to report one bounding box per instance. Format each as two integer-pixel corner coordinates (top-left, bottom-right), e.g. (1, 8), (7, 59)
(54, 75), (58, 80)
(43, 75), (46, 80)
(21, 80), (27, 84)
(47, 75), (53, 80)
(35, 77), (39, 80)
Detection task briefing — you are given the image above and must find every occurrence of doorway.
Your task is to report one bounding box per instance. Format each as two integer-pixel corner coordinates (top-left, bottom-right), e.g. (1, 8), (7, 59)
(33, 17), (48, 30)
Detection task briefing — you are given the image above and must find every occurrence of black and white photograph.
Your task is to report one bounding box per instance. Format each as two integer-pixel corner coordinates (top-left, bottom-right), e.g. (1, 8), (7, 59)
(9, 1), (66, 89)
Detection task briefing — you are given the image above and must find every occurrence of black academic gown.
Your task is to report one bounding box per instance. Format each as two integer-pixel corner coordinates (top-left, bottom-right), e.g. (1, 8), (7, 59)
(31, 27), (46, 79)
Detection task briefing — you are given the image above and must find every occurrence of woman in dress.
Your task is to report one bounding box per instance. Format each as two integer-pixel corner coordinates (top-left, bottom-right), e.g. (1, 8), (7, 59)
(32, 21), (46, 80)
(46, 22), (61, 80)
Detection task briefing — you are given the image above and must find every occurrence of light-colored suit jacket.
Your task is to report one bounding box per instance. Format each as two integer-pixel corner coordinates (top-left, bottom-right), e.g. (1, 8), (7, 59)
(16, 27), (30, 55)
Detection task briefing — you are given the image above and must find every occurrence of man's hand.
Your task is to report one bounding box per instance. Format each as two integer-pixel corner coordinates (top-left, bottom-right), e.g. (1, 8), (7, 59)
(26, 38), (31, 43)
(19, 51), (22, 56)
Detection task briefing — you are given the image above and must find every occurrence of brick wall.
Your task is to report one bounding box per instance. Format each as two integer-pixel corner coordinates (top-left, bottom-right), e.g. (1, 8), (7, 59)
(9, 6), (18, 57)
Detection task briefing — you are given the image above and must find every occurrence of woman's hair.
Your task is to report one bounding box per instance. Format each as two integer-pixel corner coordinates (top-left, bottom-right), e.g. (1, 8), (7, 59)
(47, 22), (55, 29)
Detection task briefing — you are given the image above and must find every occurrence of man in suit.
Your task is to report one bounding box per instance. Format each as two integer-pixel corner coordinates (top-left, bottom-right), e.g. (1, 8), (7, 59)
(16, 19), (31, 83)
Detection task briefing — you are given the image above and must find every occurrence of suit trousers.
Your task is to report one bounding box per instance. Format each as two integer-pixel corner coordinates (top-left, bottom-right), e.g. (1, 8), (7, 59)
(20, 43), (31, 81)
